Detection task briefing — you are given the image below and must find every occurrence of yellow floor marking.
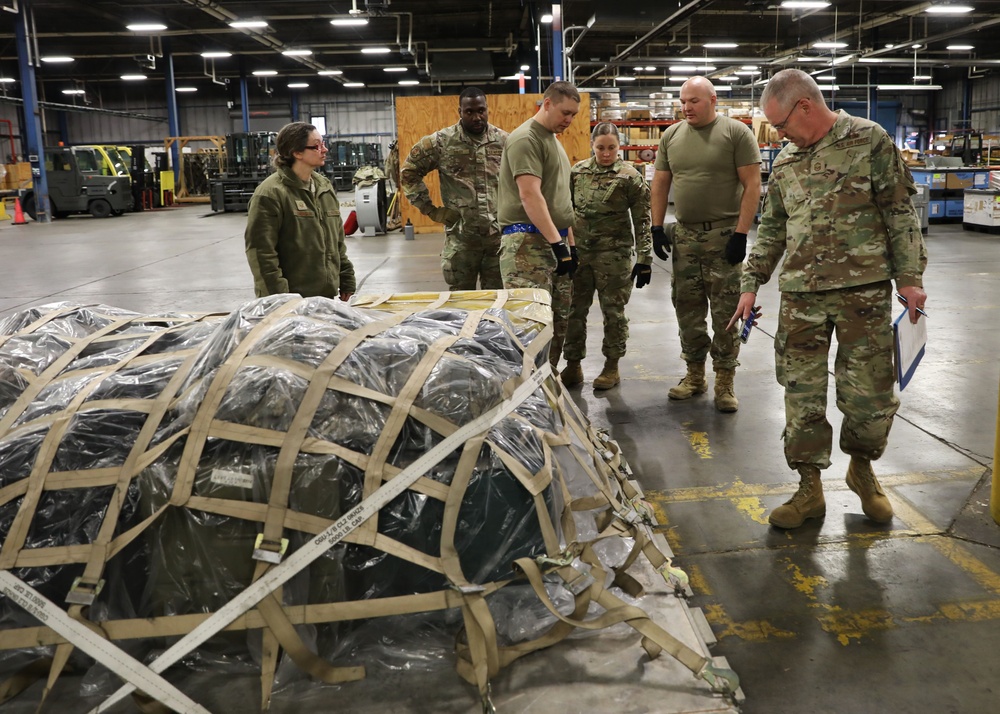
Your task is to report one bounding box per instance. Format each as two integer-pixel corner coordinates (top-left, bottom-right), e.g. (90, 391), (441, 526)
(642, 467), (982, 503)
(920, 536), (1000, 594)
(680, 422), (713, 459)
(702, 604), (797, 643)
(813, 604), (894, 646)
(730, 477), (769, 525)
(686, 563), (713, 596)
(783, 559), (829, 600)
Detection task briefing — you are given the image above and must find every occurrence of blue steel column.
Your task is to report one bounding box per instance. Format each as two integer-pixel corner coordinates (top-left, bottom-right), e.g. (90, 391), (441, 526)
(14, 0), (50, 222)
(239, 57), (250, 132)
(550, 4), (564, 82)
(163, 40), (181, 184)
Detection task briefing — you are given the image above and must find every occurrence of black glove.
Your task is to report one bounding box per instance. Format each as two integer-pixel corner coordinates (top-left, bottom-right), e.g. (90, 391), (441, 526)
(551, 241), (576, 277)
(725, 232), (748, 265)
(570, 245), (579, 273)
(652, 225), (671, 261)
(631, 263), (651, 289)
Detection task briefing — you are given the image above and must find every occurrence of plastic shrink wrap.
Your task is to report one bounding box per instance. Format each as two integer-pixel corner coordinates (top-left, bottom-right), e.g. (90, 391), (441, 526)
(0, 291), (725, 711)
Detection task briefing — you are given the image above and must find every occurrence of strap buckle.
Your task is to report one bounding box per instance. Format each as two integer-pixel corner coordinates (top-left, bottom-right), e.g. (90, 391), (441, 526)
(252, 534), (289, 564)
(66, 577), (105, 606)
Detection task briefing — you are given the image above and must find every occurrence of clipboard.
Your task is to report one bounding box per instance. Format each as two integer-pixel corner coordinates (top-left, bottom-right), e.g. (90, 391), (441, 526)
(893, 309), (927, 390)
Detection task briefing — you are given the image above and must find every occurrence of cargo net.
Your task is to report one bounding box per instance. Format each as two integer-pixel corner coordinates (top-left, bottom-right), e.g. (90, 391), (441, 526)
(0, 291), (737, 712)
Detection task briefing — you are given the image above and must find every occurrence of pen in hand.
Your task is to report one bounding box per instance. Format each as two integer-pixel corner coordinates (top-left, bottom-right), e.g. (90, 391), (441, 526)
(895, 293), (928, 318)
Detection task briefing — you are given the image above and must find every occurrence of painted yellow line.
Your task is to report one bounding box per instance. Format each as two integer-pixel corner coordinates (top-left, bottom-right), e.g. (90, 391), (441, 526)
(686, 563), (712, 596)
(783, 559), (829, 601)
(919, 536), (1000, 594)
(680, 421), (713, 459)
(643, 467), (982, 504)
(730, 477), (769, 525)
(702, 604), (797, 643)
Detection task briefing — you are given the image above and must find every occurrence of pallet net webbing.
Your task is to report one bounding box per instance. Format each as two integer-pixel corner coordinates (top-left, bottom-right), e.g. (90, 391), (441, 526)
(0, 291), (735, 712)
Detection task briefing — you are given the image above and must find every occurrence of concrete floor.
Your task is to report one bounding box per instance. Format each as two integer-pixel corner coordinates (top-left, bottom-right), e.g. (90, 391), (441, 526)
(0, 202), (998, 713)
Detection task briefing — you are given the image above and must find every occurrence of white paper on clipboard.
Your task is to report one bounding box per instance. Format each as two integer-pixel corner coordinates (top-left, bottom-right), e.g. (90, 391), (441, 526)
(893, 309), (927, 390)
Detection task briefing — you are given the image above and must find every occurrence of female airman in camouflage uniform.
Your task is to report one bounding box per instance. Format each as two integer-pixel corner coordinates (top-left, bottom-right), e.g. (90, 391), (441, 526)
(561, 123), (652, 390)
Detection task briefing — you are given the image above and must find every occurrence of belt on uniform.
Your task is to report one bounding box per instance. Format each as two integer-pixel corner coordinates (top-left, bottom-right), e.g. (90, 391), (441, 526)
(501, 223), (569, 238)
(678, 220), (737, 232)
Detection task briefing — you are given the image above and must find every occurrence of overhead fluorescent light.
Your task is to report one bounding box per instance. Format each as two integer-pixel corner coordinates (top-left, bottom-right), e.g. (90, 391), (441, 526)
(877, 84), (943, 90)
(859, 57), (886, 63)
(796, 56), (828, 62)
(813, 41), (848, 49)
(360, 47), (391, 54)
(252, 70), (278, 76)
(614, 76), (636, 81)
(680, 57), (716, 62)
(201, 51), (232, 58)
(667, 76), (692, 82)
(716, 75), (738, 81)
(925, 4), (974, 13)
(398, 80), (420, 85)
(520, 64), (530, 71)
(0, 77), (16, 84)
(818, 85), (841, 90)
(288, 83), (309, 88)
(318, 69), (343, 75)
(126, 23), (167, 31)
(645, 65), (656, 71)
(330, 17), (369, 26)
(383, 67), (408, 72)
(41, 56), (74, 63)
(120, 74), (147, 80)
(947, 44), (974, 50)
(634, 66), (646, 71)
(740, 65), (759, 70)
(500, 74), (533, 80)
(913, 75), (933, 80)
(540, 13), (554, 23)
(669, 66), (695, 73)
(885, 44), (896, 49)
(229, 20), (268, 29)
(694, 65), (717, 72)
(814, 74), (836, 81)
(735, 70), (760, 75)
(704, 42), (739, 48)
(62, 88), (85, 95)
(282, 49), (313, 56)
(175, 87), (197, 93)
(781, 0), (831, 7)
(911, 43), (923, 49)
(343, 82), (365, 87)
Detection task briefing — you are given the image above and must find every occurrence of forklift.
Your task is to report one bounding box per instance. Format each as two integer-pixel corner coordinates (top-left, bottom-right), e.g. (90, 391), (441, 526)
(21, 147), (132, 220)
(209, 132), (276, 212)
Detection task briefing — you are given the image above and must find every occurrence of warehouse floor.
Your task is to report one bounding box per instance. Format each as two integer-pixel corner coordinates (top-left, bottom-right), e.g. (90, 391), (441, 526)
(1, 200), (998, 714)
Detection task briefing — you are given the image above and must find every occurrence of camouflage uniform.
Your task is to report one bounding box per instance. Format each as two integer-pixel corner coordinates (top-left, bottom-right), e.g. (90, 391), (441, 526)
(743, 111), (927, 470)
(655, 116), (761, 371)
(498, 118), (577, 366)
(564, 157), (651, 361)
(401, 122), (508, 290)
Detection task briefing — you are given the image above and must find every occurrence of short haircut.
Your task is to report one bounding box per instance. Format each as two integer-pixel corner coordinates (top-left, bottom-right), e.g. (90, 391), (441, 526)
(760, 69), (824, 111)
(590, 122), (620, 142)
(459, 86), (487, 103)
(544, 81), (580, 104)
(274, 121), (317, 169)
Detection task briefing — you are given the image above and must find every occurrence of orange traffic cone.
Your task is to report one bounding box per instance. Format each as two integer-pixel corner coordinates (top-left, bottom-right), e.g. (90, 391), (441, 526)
(12, 197), (27, 225)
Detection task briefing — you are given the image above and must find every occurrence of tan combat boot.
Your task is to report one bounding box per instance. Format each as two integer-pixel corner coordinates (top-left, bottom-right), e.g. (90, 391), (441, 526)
(560, 360), (584, 387)
(846, 457), (894, 523)
(714, 368), (738, 413)
(668, 362), (707, 400)
(768, 466), (826, 529)
(593, 358), (620, 390)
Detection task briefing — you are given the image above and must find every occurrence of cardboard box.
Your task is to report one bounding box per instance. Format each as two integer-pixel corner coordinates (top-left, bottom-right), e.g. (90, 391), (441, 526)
(625, 108), (651, 120)
(946, 171), (974, 190)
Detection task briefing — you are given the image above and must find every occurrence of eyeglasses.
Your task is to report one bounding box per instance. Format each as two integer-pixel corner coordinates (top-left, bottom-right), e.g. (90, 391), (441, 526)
(772, 99), (803, 132)
(301, 144), (327, 152)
